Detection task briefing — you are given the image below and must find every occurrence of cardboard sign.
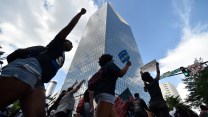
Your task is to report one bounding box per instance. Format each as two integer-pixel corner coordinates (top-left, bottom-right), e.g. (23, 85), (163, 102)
(118, 50), (130, 63)
(140, 59), (157, 72)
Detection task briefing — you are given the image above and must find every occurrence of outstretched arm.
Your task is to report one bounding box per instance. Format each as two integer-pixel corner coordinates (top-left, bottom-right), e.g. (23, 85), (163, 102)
(71, 80), (78, 88)
(89, 90), (94, 112)
(118, 60), (131, 77)
(70, 80), (85, 94)
(57, 8), (86, 39)
(155, 62), (160, 80)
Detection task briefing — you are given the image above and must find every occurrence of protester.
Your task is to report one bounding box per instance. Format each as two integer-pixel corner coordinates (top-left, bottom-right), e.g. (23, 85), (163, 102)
(133, 93), (149, 117)
(0, 8), (86, 117)
(79, 89), (94, 117)
(199, 105), (208, 117)
(7, 46), (47, 117)
(48, 81), (78, 116)
(55, 80), (85, 117)
(140, 62), (170, 117)
(94, 54), (131, 117)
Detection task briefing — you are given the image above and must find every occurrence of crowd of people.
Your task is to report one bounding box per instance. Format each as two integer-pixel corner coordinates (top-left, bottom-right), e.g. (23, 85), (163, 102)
(0, 7), (207, 117)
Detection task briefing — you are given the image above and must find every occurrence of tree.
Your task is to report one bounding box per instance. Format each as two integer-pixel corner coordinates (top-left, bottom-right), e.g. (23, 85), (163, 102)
(165, 95), (190, 111)
(183, 61), (208, 107)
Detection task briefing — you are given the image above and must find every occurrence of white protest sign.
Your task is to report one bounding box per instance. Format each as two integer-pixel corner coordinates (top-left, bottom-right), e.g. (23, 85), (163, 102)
(140, 59), (157, 72)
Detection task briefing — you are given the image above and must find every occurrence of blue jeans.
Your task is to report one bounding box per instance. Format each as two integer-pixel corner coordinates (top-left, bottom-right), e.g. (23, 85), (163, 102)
(1, 57), (43, 89)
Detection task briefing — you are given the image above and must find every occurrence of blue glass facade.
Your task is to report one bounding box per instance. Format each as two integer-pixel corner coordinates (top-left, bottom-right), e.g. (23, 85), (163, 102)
(62, 3), (150, 102)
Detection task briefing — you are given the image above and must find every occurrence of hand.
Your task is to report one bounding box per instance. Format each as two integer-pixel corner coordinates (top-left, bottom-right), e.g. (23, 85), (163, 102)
(126, 60), (131, 66)
(156, 62), (159, 66)
(80, 8), (86, 15)
(82, 79), (86, 83)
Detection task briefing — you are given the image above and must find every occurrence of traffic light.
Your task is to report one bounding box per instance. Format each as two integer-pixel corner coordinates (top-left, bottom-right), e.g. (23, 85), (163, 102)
(180, 67), (190, 77)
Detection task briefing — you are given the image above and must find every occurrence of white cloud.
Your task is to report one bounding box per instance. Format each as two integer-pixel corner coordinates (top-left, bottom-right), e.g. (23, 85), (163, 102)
(176, 82), (189, 101)
(0, 0), (98, 70)
(159, 0), (208, 73)
(0, 0), (98, 88)
(159, 0), (208, 107)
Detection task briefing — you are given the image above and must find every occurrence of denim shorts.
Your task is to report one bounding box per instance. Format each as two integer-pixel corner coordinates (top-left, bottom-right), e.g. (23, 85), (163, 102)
(95, 93), (115, 104)
(1, 57), (44, 89)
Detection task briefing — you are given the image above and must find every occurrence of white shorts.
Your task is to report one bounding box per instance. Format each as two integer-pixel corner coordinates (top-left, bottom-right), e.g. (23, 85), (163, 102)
(95, 93), (115, 104)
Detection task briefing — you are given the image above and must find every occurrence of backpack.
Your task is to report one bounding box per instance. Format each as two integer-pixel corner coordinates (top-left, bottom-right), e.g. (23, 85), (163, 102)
(7, 46), (45, 63)
(88, 68), (103, 91)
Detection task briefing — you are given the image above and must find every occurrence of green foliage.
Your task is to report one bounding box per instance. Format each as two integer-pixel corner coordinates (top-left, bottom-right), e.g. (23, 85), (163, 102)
(183, 67), (208, 107)
(10, 100), (21, 116)
(165, 95), (190, 111)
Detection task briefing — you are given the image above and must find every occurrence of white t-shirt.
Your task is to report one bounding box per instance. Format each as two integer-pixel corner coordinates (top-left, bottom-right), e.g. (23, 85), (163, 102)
(55, 91), (75, 113)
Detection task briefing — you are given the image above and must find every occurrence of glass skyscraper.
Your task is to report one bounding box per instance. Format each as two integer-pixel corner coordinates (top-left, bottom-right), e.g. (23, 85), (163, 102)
(62, 3), (149, 102)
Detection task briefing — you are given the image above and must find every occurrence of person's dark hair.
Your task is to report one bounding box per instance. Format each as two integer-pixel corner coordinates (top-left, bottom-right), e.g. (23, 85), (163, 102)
(98, 54), (113, 67)
(200, 105), (208, 110)
(141, 72), (153, 81)
(134, 93), (139, 98)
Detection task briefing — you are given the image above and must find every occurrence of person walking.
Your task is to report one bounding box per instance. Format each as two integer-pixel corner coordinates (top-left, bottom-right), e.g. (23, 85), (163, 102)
(133, 93), (149, 117)
(0, 8), (86, 117)
(55, 80), (85, 117)
(47, 81), (78, 116)
(140, 62), (170, 117)
(7, 45), (47, 117)
(94, 54), (131, 117)
(79, 89), (94, 117)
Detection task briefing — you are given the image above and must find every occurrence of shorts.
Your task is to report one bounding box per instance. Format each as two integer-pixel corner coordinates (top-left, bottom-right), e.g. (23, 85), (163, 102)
(95, 93), (115, 104)
(1, 57), (43, 89)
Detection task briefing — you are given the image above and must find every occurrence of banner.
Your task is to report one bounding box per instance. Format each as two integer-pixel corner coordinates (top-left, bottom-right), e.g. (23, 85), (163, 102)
(115, 88), (133, 117)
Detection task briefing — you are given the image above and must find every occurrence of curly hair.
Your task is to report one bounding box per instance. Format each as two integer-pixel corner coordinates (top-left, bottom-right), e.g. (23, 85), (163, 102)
(141, 72), (153, 81)
(98, 54), (113, 67)
(134, 93), (140, 98)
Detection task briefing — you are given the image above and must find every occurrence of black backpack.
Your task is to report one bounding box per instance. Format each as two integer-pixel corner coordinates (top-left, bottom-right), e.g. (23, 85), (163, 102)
(7, 46), (45, 63)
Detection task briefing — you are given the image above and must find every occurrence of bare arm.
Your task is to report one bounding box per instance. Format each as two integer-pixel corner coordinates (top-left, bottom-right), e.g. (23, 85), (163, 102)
(155, 62), (160, 80)
(57, 8), (86, 39)
(89, 90), (94, 112)
(118, 60), (131, 77)
(70, 80), (85, 94)
(71, 80), (78, 88)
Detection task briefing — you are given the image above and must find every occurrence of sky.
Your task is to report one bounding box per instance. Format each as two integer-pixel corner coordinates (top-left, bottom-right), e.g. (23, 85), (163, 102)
(0, 0), (208, 108)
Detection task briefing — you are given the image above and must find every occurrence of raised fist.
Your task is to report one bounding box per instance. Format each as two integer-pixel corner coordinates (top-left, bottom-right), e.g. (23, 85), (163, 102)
(80, 8), (86, 15)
